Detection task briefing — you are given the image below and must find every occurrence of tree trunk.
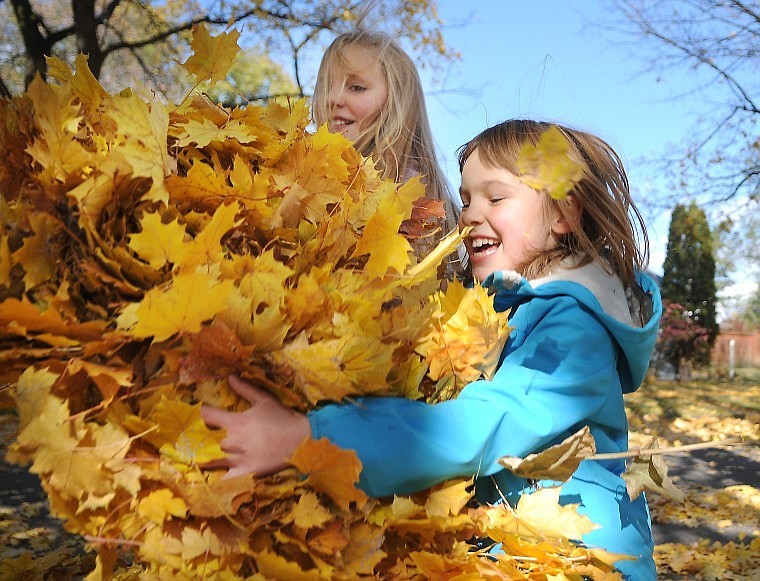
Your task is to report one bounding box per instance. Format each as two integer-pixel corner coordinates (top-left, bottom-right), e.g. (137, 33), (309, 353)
(71, 0), (104, 78)
(10, 0), (52, 87)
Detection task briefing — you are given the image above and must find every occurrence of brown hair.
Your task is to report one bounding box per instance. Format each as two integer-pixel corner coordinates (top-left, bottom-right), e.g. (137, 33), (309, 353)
(457, 119), (649, 286)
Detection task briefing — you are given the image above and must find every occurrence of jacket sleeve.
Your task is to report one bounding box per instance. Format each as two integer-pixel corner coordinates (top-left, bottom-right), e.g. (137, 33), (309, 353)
(308, 295), (620, 498)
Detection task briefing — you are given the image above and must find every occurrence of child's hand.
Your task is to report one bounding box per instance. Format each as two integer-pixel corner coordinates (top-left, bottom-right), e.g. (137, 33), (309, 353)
(201, 375), (311, 478)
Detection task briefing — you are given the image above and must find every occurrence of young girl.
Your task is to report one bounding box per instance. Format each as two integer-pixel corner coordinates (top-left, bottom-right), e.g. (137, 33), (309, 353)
(203, 119), (662, 579)
(312, 30), (459, 248)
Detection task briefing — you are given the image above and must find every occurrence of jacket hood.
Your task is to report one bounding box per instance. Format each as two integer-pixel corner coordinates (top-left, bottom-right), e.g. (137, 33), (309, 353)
(483, 262), (662, 393)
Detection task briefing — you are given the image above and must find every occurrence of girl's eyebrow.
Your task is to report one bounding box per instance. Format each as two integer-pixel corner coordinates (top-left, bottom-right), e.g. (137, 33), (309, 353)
(481, 179), (513, 188)
(463, 179), (513, 191)
(345, 72), (370, 82)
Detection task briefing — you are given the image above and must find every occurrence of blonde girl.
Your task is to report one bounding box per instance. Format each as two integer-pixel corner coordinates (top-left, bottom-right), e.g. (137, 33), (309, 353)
(312, 30), (458, 242)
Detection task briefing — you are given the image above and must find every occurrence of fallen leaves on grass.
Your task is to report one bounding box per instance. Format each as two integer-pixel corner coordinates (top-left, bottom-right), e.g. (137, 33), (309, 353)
(655, 537), (760, 580)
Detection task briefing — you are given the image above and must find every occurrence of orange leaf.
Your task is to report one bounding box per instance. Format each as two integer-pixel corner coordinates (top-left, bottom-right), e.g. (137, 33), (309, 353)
(290, 438), (367, 511)
(178, 319), (253, 384)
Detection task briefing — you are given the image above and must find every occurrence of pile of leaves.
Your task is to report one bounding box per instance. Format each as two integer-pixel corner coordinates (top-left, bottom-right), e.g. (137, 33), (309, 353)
(0, 27), (629, 579)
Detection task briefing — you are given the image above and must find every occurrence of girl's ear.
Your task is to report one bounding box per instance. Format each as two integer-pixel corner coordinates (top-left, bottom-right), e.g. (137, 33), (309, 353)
(551, 194), (581, 235)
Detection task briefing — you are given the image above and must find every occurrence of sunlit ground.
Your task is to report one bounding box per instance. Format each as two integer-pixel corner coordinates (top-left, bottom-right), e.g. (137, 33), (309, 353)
(626, 371), (760, 579)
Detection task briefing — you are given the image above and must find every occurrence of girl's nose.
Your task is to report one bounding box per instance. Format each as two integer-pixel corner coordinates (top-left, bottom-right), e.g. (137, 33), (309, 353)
(459, 203), (483, 227)
(328, 86), (344, 108)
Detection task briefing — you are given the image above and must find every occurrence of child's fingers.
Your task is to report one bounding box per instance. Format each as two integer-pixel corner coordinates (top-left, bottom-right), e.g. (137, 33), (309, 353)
(200, 404), (230, 428)
(227, 374), (268, 404)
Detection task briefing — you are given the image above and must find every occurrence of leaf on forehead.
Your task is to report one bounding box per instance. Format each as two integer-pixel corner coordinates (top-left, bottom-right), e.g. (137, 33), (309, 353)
(516, 124), (584, 200)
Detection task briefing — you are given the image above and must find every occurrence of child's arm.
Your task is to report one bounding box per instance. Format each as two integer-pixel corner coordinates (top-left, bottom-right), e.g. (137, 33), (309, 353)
(309, 295), (624, 497)
(202, 296), (624, 494)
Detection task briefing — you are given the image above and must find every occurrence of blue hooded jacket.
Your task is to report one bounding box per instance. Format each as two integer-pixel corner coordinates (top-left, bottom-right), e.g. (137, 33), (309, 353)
(308, 261), (662, 580)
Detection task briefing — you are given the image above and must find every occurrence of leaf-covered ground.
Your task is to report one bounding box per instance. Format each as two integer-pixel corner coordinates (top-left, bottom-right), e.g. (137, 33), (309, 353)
(626, 374), (760, 580)
(2, 375), (759, 579)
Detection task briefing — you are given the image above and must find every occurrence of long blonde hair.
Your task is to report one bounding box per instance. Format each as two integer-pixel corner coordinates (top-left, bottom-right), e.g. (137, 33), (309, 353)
(313, 30), (457, 234)
(457, 119), (649, 286)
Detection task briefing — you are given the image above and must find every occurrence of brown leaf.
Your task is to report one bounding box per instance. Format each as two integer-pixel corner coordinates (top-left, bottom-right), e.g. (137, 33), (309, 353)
(622, 438), (687, 502)
(498, 425), (597, 481)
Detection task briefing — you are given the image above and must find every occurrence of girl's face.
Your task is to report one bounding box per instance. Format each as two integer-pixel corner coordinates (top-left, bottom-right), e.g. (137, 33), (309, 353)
(459, 148), (568, 281)
(327, 44), (388, 142)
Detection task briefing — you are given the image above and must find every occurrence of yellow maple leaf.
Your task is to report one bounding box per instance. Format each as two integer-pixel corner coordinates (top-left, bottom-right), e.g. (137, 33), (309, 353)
(354, 206), (412, 277)
(515, 487), (600, 541)
(10, 366), (59, 433)
(46, 53), (109, 108)
(128, 211), (188, 269)
(176, 201), (241, 271)
(516, 124), (584, 200)
(290, 492), (334, 529)
(180, 526), (227, 561)
(176, 117), (257, 148)
(425, 478), (474, 519)
(116, 270), (235, 342)
(182, 24), (241, 86)
(24, 76), (93, 184)
(179, 474), (255, 517)
(166, 158), (234, 205)
(150, 397), (227, 466)
(268, 332), (354, 403)
(253, 548), (324, 581)
(109, 91), (170, 204)
(353, 178), (424, 277)
(416, 279), (510, 399)
(401, 226), (469, 286)
(137, 488), (189, 524)
(12, 212), (56, 290)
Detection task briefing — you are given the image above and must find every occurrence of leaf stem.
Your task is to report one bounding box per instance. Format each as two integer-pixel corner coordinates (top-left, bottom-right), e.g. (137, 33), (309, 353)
(588, 437), (743, 460)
